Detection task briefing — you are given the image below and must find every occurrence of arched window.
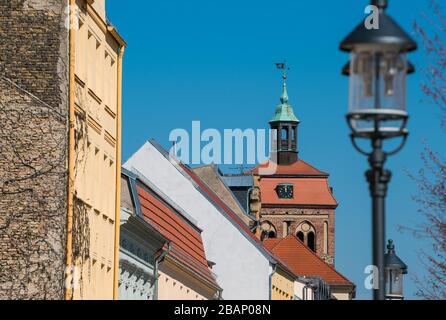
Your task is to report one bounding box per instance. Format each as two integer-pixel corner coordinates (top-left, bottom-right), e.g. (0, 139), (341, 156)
(260, 221), (277, 241)
(296, 221), (317, 252)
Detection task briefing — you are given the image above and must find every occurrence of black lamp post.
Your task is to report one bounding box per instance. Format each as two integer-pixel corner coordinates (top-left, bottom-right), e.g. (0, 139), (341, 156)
(385, 240), (408, 300)
(339, 0), (417, 300)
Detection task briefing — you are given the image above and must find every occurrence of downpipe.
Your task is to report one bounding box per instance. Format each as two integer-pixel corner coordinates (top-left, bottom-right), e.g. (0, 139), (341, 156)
(152, 242), (172, 300)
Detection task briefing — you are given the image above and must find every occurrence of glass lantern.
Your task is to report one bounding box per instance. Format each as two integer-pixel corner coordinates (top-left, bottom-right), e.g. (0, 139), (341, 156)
(348, 46), (408, 138)
(384, 240), (408, 300)
(385, 265), (404, 300)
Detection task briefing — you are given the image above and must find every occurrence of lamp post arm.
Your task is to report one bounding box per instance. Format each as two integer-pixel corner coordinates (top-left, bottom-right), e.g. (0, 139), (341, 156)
(350, 135), (373, 156)
(386, 133), (409, 156)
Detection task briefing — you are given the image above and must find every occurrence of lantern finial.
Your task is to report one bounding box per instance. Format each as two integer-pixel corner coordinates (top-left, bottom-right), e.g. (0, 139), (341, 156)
(387, 239), (395, 253)
(371, 0), (388, 10)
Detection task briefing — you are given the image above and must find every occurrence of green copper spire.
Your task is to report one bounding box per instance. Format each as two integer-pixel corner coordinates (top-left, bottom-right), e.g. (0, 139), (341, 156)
(270, 72), (299, 123)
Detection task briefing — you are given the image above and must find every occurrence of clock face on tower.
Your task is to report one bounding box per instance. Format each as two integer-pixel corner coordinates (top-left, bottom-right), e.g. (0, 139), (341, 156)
(276, 184), (294, 199)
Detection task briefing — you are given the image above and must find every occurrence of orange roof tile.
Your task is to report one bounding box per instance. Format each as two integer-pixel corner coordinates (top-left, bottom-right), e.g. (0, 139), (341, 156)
(264, 236), (354, 286)
(136, 183), (219, 288)
(259, 177), (338, 207)
(251, 159), (328, 176)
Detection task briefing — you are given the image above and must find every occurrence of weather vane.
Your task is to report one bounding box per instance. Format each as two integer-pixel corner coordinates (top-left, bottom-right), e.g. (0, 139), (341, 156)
(275, 60), (290, 82)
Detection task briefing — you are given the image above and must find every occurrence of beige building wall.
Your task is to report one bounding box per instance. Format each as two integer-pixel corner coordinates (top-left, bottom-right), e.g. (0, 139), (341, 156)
(71, 0), (124, 300)
(158, 258), (218, 300)
(331, 287), (354, 300)
(294, 280), (314, 300)
(271, 267), (295, 300)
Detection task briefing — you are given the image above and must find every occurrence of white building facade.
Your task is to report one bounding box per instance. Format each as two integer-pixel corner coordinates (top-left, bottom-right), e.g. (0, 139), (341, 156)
(124, 141), (275, 300)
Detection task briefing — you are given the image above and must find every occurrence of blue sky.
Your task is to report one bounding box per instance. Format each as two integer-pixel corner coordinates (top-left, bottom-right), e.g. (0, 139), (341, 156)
(107, 0), (444, 300)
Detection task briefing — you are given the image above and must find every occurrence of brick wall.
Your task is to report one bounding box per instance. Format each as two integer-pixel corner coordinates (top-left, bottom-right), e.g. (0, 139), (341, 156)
(260, 207), (335, 265)
(0, 0), (69, 299)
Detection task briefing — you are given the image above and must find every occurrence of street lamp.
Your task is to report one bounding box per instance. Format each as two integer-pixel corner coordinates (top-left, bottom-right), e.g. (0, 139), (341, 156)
(385, 240), (408, 300)
(339, 0), (417, 300)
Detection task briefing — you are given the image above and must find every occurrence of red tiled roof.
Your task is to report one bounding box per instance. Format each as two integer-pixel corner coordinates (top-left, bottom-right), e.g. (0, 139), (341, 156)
(251, 159), (328, 176)
(136, 183), (219, 288)
(264, 236), (354, 286)
(259, 177), (338, 207)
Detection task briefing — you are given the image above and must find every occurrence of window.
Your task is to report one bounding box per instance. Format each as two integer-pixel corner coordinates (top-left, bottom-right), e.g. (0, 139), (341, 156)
(95, 40), (102, 98)
(87, 31), (101, 96)
(280, 127), (290, 150)
(260, 221), (277, 241)
(75, 19), (86, 80)
(281, 128), (288, 140)
(296, 221), (317, 252)
(267, 231), (277, 239)
(87, 31), (96, 91)
(104, 52), (110, 107)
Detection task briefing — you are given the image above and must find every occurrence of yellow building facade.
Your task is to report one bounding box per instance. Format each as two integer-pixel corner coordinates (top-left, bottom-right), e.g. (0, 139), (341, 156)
(68, 0), (125, 300)
(158, 257), (220, 300)
(271, 266), (295, 300)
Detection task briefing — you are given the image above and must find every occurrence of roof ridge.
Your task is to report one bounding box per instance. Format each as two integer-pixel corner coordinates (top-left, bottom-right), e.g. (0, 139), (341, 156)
(249, 159), (330, 177)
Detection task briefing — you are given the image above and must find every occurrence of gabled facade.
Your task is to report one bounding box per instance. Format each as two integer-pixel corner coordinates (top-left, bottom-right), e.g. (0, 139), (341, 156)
(124, 141), (281, 300)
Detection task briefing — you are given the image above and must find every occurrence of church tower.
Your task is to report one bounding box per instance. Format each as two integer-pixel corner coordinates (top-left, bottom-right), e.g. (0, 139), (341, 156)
(270, 72), (300, 165)
(251, 68), (338, 265)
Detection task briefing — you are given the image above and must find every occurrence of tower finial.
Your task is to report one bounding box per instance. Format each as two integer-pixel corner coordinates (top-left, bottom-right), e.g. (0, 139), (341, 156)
(275, 61), (290, 104)
(387, 239), (395, 253)
(371, 0), (388, 9)
(276, 60), (289, 84)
